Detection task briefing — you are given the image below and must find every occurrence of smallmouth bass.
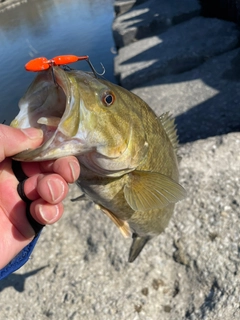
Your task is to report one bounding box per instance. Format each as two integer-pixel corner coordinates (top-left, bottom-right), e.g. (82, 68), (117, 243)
(11, 66), (186, 262)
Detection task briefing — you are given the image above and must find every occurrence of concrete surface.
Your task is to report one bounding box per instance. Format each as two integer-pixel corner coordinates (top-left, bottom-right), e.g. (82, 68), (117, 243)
(114, 17), (239, 89)
(114, 0), (144, 16)
(113, 0), (200, 48)
(0, 0), (240, 319)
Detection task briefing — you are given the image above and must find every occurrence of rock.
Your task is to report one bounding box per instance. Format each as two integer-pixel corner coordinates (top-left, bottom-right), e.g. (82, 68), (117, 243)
(115, 16), (239, 89)
(132, 47), (240, 143)
(114, 0), (147, 16)
(113, 0), (200, 48)
(114, 0), (136, 16)
(199, 0), (240, 24)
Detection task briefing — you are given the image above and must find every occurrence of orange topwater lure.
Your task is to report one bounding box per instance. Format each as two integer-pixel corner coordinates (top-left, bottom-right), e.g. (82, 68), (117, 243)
(24, 54), (105, 78)
(25, 55), (89, 71)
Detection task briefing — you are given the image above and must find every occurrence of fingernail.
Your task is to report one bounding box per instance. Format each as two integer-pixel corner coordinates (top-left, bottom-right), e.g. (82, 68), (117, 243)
(69, 160), (79, 182)
(21, 128), (43, 139)
(39, 204), (59, 223)
(47, 179), (65, 202)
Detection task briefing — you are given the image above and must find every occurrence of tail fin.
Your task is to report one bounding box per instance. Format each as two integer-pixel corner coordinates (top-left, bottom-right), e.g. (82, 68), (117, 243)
(128, 233), (151, 262)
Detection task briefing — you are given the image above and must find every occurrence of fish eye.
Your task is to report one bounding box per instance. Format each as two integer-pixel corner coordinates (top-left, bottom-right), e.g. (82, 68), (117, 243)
(102, 91), (115, 107)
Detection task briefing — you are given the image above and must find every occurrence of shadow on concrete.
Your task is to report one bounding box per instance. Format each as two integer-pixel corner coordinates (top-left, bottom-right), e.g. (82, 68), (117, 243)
(165, 49), (240, 143)
(116, 13), (240, 143)
(0, 266), (47, 292)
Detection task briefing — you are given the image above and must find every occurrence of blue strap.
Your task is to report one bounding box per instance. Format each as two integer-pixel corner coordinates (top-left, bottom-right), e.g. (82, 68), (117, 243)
(0, 233), (40, 280)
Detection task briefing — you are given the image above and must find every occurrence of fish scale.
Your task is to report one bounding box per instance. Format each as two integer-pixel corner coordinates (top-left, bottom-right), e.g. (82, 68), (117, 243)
(11, 66), (186, 262)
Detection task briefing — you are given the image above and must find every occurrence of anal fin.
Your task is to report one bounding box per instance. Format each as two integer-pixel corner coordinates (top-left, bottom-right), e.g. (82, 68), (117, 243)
(128, 233), (151, 262)
(97, 204), (131, 238)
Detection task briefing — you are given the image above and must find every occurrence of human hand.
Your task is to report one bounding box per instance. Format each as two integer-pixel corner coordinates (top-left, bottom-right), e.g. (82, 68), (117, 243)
(0, 124), (80, 269)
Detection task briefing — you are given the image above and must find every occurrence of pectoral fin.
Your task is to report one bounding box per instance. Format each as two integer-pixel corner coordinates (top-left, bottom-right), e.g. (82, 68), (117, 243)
(124, 171), (186, 211)
(128, 233), (151, 262)
(97, 204), (131, 238)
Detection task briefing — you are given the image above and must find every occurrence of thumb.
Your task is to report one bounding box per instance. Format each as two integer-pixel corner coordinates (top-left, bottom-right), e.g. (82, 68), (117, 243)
(0, 125), (43, 161)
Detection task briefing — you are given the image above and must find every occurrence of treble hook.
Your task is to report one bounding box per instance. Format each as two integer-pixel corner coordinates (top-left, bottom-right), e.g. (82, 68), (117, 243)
(86, 57), (105, 78)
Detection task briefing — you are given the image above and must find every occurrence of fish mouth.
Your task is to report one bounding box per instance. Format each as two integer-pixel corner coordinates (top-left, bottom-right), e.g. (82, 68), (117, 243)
(11, 67), (85, 161)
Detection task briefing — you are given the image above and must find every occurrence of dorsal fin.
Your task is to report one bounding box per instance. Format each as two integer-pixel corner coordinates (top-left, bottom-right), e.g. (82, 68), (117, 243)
(159, 112), (178, 151)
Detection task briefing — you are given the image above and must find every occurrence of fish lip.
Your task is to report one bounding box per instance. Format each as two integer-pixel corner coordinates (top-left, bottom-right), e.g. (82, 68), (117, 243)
(12, 67), (82, 160)
(31, 66), (70, 143)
